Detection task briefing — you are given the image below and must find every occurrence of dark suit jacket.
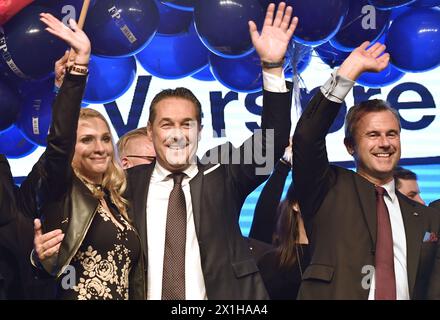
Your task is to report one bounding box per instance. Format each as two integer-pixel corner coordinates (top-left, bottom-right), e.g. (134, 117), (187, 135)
(430, 200), (440, 211)
(293, 91), (440, 299)
(0, 155), (16, 227)
(125, 88), (292, 300)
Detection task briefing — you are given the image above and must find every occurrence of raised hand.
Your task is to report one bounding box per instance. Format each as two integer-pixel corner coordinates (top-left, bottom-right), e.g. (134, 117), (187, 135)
(40, 13), (91, 66)
(33, 218), (64, 262)
(338, 41), (390, 81)
(249, 3), (298, 66)
(54, 50), (69, 88)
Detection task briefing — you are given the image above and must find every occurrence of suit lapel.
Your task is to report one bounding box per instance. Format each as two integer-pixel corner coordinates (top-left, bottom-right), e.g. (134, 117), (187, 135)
(130, 164), (154, 261)
(189, 162), (205, 236)
(353, 174), (377, 250)
(398, 192), (424, 299)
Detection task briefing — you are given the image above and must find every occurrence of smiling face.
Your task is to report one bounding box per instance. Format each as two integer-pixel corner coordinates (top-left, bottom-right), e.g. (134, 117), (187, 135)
(147, 97), (201, 172)
(72, 117), (113, 183)
(345, 110), (401, 186)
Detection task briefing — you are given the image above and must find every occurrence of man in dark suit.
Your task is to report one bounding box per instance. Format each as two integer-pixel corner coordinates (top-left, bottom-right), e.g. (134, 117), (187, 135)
(430, 200), (440, 211)
(125, 3), (296, 299)
(293, 42), (440, 300)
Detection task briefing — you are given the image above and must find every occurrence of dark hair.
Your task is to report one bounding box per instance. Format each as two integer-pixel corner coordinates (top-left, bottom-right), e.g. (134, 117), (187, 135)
(394, 166), (418, 189)
(148, 87), (202, 126)
(273, 184), (301, 270)
(344, 99), (401, 144)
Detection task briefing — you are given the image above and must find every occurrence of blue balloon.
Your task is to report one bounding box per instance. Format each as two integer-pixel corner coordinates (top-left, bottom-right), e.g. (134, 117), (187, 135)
(191, 65), (216, 81)
(194, 0), (265, 57)
(136, 22), (209, 79)
(209, 50), (262, 93)
(0, 5), (67, 79)
(155, 0), (193, 35)
(0, 80), (21, 132)
(331, 0), (391, 51)
(161, 0), (195, 11)
(0, 125), (37, 158)
(16, 78), (55, 146)
(84, 0), (159, 57)
(83, 55), (137, 104)
(386, 8), (440, 72)
(357, 63), (404, 87)
(35, 0), (97, 17)
(411, 0), (440, 6)
(289, 0), (349, 46)
(368, 0), (417, 9)
(315, 41), (350, 68)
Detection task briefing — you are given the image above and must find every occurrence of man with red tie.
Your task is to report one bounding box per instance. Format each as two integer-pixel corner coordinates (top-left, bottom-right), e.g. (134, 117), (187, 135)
(293, 42), (440, 299)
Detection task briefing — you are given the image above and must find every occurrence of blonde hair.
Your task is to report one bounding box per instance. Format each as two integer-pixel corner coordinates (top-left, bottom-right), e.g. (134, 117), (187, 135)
(74, 108), (129, 220)
(116, 127), (148, 157)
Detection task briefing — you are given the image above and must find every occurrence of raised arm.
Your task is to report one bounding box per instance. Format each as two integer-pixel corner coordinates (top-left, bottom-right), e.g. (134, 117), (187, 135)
(18, 14), (91, 218)
(293, 42), (390, 221)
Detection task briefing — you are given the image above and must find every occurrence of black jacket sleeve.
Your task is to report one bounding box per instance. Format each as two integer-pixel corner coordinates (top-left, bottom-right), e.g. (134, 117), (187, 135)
(18, 74), (87, 218)
(0, 154), (16, 226)
(249, 159), (290, 244)
(293, 90), (342, 222)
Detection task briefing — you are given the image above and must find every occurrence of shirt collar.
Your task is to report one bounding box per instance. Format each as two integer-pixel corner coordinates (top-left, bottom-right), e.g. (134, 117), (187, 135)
(152, 161), (198, 183)
(381, 179), (397, 202)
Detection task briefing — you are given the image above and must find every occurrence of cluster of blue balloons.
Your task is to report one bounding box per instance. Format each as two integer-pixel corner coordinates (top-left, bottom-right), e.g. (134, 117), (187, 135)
(0, 0), (439, 158)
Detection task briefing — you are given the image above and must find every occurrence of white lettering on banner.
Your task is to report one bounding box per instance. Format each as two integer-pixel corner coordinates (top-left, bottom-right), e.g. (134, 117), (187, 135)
(6, 56), (440, 178)
(108, 6), (137, 44)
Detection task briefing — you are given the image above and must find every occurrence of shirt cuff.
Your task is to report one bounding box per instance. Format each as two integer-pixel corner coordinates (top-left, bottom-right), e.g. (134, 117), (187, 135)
(320, 70), (355, 103)
(262, 70), (288, 93)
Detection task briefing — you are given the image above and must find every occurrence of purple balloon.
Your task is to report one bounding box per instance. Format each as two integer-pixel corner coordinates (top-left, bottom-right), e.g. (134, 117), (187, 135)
(136, 22), (209, 79)
(0, 5), (67, 79)
(0, 79), (21, 132)
(411, 0), (440, 6)
(357, 63), (404, 87)
(386, 7), (440, 72)
(84, 55), (137, 104)
(0, 125), (37, 158)
(315, 41), (350, 68)
(84, 0), (159, 57)
(368, 0), (417, 9)
(194, 0), (265, 57)
(209, 50), (262, 93)
(161, 0), (195, 11)
(191, 65), (216, 81)
(331, 0), (391, 51)
(155, 0), (193, 35)
(16, 78), (55, 146)
(290, 0), (350, 46)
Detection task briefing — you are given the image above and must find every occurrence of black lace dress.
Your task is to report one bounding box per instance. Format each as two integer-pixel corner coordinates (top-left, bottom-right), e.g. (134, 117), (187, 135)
(56, 197), (140, 300)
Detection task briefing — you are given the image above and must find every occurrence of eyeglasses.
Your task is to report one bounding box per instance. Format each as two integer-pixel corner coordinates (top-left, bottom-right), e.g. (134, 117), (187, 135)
(126, 155), (156, 162)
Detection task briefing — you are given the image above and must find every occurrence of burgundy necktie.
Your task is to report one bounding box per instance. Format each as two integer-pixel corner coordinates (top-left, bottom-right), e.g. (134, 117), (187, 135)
(374, 185), (397, 300)
(162, 172), (187, 300)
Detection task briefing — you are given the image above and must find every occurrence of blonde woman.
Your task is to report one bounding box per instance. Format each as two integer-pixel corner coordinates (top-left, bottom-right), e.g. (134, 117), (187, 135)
(18, 13), (144, 300)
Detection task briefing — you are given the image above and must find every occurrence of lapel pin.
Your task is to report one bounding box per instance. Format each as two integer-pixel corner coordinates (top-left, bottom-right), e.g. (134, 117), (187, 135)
(413, 212), (419, 216)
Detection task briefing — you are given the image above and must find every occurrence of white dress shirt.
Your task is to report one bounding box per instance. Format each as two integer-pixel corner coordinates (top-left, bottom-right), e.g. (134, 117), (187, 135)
(145, 71), (287, 300)
(368, 180), (410, 300)
(146, 162), (206, 300)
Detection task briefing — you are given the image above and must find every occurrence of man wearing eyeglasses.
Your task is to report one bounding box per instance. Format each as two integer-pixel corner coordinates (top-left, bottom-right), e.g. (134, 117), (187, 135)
(117, 127), (156, 169)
